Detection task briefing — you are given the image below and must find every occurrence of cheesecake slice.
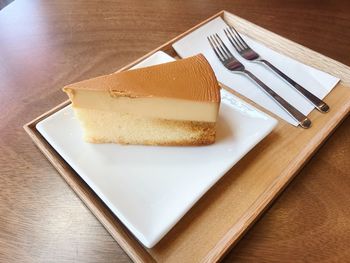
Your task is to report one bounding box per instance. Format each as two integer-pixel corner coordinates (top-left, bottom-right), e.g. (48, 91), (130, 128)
(63, 54), (220, 146)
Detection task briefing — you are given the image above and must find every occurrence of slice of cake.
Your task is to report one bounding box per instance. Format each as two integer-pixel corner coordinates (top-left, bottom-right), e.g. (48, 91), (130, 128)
(63, 54), (220, 146)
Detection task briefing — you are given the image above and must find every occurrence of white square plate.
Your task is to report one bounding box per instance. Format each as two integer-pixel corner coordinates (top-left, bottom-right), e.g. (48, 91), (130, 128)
(36, 51), (277, 248)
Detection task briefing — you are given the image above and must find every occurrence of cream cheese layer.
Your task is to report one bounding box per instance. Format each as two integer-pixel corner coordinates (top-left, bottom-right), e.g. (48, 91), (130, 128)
(65, 89), (218, 122)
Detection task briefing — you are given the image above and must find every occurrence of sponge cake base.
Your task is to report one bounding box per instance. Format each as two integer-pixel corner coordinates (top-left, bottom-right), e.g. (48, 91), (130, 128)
(75, 108), (216, 146)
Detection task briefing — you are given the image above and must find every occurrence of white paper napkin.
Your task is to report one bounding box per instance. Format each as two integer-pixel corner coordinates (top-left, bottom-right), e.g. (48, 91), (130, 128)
(172, 17), (340, 126)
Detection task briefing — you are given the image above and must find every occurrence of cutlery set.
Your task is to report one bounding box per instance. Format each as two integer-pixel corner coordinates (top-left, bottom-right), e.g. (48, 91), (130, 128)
(208, 26), (330, 128)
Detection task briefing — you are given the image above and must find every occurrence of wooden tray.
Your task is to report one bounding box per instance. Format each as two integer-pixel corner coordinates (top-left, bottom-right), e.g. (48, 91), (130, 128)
(24, 10), (350, 263)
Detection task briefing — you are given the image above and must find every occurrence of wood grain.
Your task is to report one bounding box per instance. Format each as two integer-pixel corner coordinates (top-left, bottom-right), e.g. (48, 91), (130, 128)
(23, 9), (350, 263)
(1, 0), (350, 262)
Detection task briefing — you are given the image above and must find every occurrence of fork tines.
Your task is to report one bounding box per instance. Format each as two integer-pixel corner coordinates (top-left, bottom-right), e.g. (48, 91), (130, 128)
(224, 26), (249, 52)
(207, 34), (234, 62)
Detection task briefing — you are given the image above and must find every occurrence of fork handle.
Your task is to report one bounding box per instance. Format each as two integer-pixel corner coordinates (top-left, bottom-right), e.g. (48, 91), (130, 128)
(243, 70), (311, 128)
(259, 59), (329, 113)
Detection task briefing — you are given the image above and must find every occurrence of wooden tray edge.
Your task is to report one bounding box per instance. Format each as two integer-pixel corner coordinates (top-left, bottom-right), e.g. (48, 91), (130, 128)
(23, 85), (350, 263)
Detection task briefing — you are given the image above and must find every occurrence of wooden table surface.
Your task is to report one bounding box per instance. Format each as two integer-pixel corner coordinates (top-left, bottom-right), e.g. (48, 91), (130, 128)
(1, 0), (349, 262)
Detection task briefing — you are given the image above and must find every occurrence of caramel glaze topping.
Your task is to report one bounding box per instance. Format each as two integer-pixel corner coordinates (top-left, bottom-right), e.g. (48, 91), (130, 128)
(63, 54), (220, 103)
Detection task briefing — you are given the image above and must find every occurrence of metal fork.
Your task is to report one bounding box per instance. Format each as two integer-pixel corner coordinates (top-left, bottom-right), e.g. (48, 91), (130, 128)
(224, 26), (329, 113)
(208, 34), (311, 128)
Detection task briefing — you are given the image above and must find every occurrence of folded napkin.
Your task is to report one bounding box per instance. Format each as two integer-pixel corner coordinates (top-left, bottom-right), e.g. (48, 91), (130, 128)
(172, 17), (339, 126)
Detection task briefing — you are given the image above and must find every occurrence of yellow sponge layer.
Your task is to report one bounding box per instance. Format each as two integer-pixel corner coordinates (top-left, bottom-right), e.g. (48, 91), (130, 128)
(75, 108), (216, 146)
